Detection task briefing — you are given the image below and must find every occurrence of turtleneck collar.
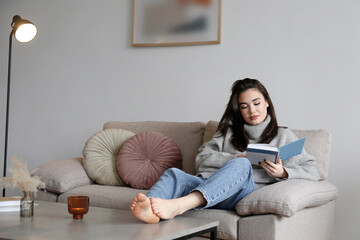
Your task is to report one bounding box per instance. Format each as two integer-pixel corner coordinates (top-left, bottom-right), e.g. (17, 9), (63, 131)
(243, 115), (271, 141)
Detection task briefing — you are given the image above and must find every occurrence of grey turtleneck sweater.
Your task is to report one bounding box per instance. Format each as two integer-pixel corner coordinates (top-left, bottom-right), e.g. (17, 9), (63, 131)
(195, 116), (320, 186)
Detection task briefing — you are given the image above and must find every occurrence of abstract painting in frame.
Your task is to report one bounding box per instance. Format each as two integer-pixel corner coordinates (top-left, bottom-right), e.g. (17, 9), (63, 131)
(132, 0), (222, 47)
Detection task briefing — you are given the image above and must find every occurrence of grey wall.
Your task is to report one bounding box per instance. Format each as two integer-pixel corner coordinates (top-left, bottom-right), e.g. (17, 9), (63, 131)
(0, 0), (359, 239)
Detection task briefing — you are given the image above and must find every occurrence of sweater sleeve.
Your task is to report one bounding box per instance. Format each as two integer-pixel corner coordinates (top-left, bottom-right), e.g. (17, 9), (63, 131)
(195, 132), (240, 178)
(277, 129), (320, 181)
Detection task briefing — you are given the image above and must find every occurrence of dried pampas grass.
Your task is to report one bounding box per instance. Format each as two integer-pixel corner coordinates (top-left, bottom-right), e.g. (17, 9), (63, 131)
(0, 156), (45, 193)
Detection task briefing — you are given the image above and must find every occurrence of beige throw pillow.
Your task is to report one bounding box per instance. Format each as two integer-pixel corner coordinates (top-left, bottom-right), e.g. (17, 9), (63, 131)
(82, 128), (135, 186)
(32, 158), (92, 193)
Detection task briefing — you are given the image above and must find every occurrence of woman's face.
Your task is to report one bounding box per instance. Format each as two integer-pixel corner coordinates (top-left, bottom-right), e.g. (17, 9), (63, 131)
(238, 88), (269, 125)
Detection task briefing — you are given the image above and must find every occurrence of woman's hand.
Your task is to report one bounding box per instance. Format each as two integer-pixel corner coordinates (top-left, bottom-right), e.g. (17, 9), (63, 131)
(259, 156), (288, 178)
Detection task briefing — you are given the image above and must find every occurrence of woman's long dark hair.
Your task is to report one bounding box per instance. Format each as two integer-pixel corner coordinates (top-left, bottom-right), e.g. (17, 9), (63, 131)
(217, 78), (278, 151)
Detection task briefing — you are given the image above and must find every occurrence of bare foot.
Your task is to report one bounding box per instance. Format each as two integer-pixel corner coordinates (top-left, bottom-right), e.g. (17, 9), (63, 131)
(130, 193), (160, 224)
(150, 198), (183, 220)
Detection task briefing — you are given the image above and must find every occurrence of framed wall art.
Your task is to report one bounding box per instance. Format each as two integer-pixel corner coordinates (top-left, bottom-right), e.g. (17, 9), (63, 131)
(132, 0), (222, 47)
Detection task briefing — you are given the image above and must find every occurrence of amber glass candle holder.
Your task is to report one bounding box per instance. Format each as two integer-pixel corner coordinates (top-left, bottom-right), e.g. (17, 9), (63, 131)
(68, 196), (89, 219)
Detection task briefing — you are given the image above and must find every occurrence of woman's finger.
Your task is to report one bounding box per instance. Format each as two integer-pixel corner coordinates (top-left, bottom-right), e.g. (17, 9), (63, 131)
(263, 160), (277, 170)
(260, 163), (275, 175)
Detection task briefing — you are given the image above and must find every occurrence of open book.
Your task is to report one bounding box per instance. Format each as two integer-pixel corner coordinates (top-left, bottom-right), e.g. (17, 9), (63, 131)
(246, 137), (306, 165)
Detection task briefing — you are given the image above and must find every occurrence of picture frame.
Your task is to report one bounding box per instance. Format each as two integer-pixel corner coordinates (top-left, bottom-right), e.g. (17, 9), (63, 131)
(132, 0), (222, 47)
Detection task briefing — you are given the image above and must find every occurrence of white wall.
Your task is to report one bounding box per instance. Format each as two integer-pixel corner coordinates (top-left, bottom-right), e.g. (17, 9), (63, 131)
(0, 0), (359, 239)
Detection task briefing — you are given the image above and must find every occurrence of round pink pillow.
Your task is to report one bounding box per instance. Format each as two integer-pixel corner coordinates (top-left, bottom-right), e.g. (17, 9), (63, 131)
(116, 132), (182, 190)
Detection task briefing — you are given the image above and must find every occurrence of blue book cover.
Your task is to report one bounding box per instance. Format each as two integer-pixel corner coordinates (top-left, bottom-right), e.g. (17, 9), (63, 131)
(246, 137), (306, 165)
(278, 137), (306, 161)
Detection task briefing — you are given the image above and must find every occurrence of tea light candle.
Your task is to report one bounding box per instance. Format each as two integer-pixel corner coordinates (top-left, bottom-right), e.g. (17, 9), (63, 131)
(68, 196), (89, 219)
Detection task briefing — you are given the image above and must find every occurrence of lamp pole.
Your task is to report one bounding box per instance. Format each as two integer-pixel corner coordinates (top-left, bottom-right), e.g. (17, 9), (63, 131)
(2, 29), (14, 198)
(2, 15), (37, 197)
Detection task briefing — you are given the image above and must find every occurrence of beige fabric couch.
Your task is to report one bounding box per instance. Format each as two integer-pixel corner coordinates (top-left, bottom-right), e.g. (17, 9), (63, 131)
(33, 121), (338, 240)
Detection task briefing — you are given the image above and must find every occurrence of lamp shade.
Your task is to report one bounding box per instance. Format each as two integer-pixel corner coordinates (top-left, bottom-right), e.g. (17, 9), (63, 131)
(11, 15), (37, 43)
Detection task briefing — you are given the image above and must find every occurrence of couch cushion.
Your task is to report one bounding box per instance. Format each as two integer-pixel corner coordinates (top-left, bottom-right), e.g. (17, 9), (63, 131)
(34, 189), (59, 202)
(82, 129), (135, 186)
(103, 121), (206, 175)
(235, 179), (338, 217)
(203, 121), (219, 143)
(32, 158), (93, 194)
(117, 132), (182, 189)
(291, 129), (331, 180)
(203, 121), (332, 180)
(57, 185), (149, 210)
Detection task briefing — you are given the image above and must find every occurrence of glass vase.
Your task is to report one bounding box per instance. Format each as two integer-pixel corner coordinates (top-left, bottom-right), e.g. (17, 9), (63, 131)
(20, 191), (34, 217)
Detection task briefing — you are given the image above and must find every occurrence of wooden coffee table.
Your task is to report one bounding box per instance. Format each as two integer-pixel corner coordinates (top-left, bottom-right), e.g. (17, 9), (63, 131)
(0, 201), (218, 240)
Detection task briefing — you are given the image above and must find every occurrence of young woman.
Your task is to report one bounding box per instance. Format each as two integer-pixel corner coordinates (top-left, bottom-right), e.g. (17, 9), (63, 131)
(130, 78), (320, 224)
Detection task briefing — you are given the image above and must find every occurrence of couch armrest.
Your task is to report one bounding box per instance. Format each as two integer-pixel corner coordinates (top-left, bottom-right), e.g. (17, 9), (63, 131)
(236, 179), (338, 217)
(32, 158), (93, 194)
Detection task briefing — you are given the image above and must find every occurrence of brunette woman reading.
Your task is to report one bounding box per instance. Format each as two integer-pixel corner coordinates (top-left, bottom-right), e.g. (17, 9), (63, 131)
(130, 78), (319, 224)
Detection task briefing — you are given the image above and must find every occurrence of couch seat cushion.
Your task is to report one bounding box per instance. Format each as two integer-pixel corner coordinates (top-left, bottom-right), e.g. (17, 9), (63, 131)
(58, 185), (149, 210)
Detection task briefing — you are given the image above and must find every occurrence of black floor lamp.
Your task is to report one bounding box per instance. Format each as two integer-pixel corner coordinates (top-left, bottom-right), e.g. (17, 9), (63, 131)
(2, 15), (37, 197)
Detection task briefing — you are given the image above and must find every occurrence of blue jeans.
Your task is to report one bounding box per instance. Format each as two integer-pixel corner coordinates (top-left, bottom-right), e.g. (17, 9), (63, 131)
(147, 157), (257, 210)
